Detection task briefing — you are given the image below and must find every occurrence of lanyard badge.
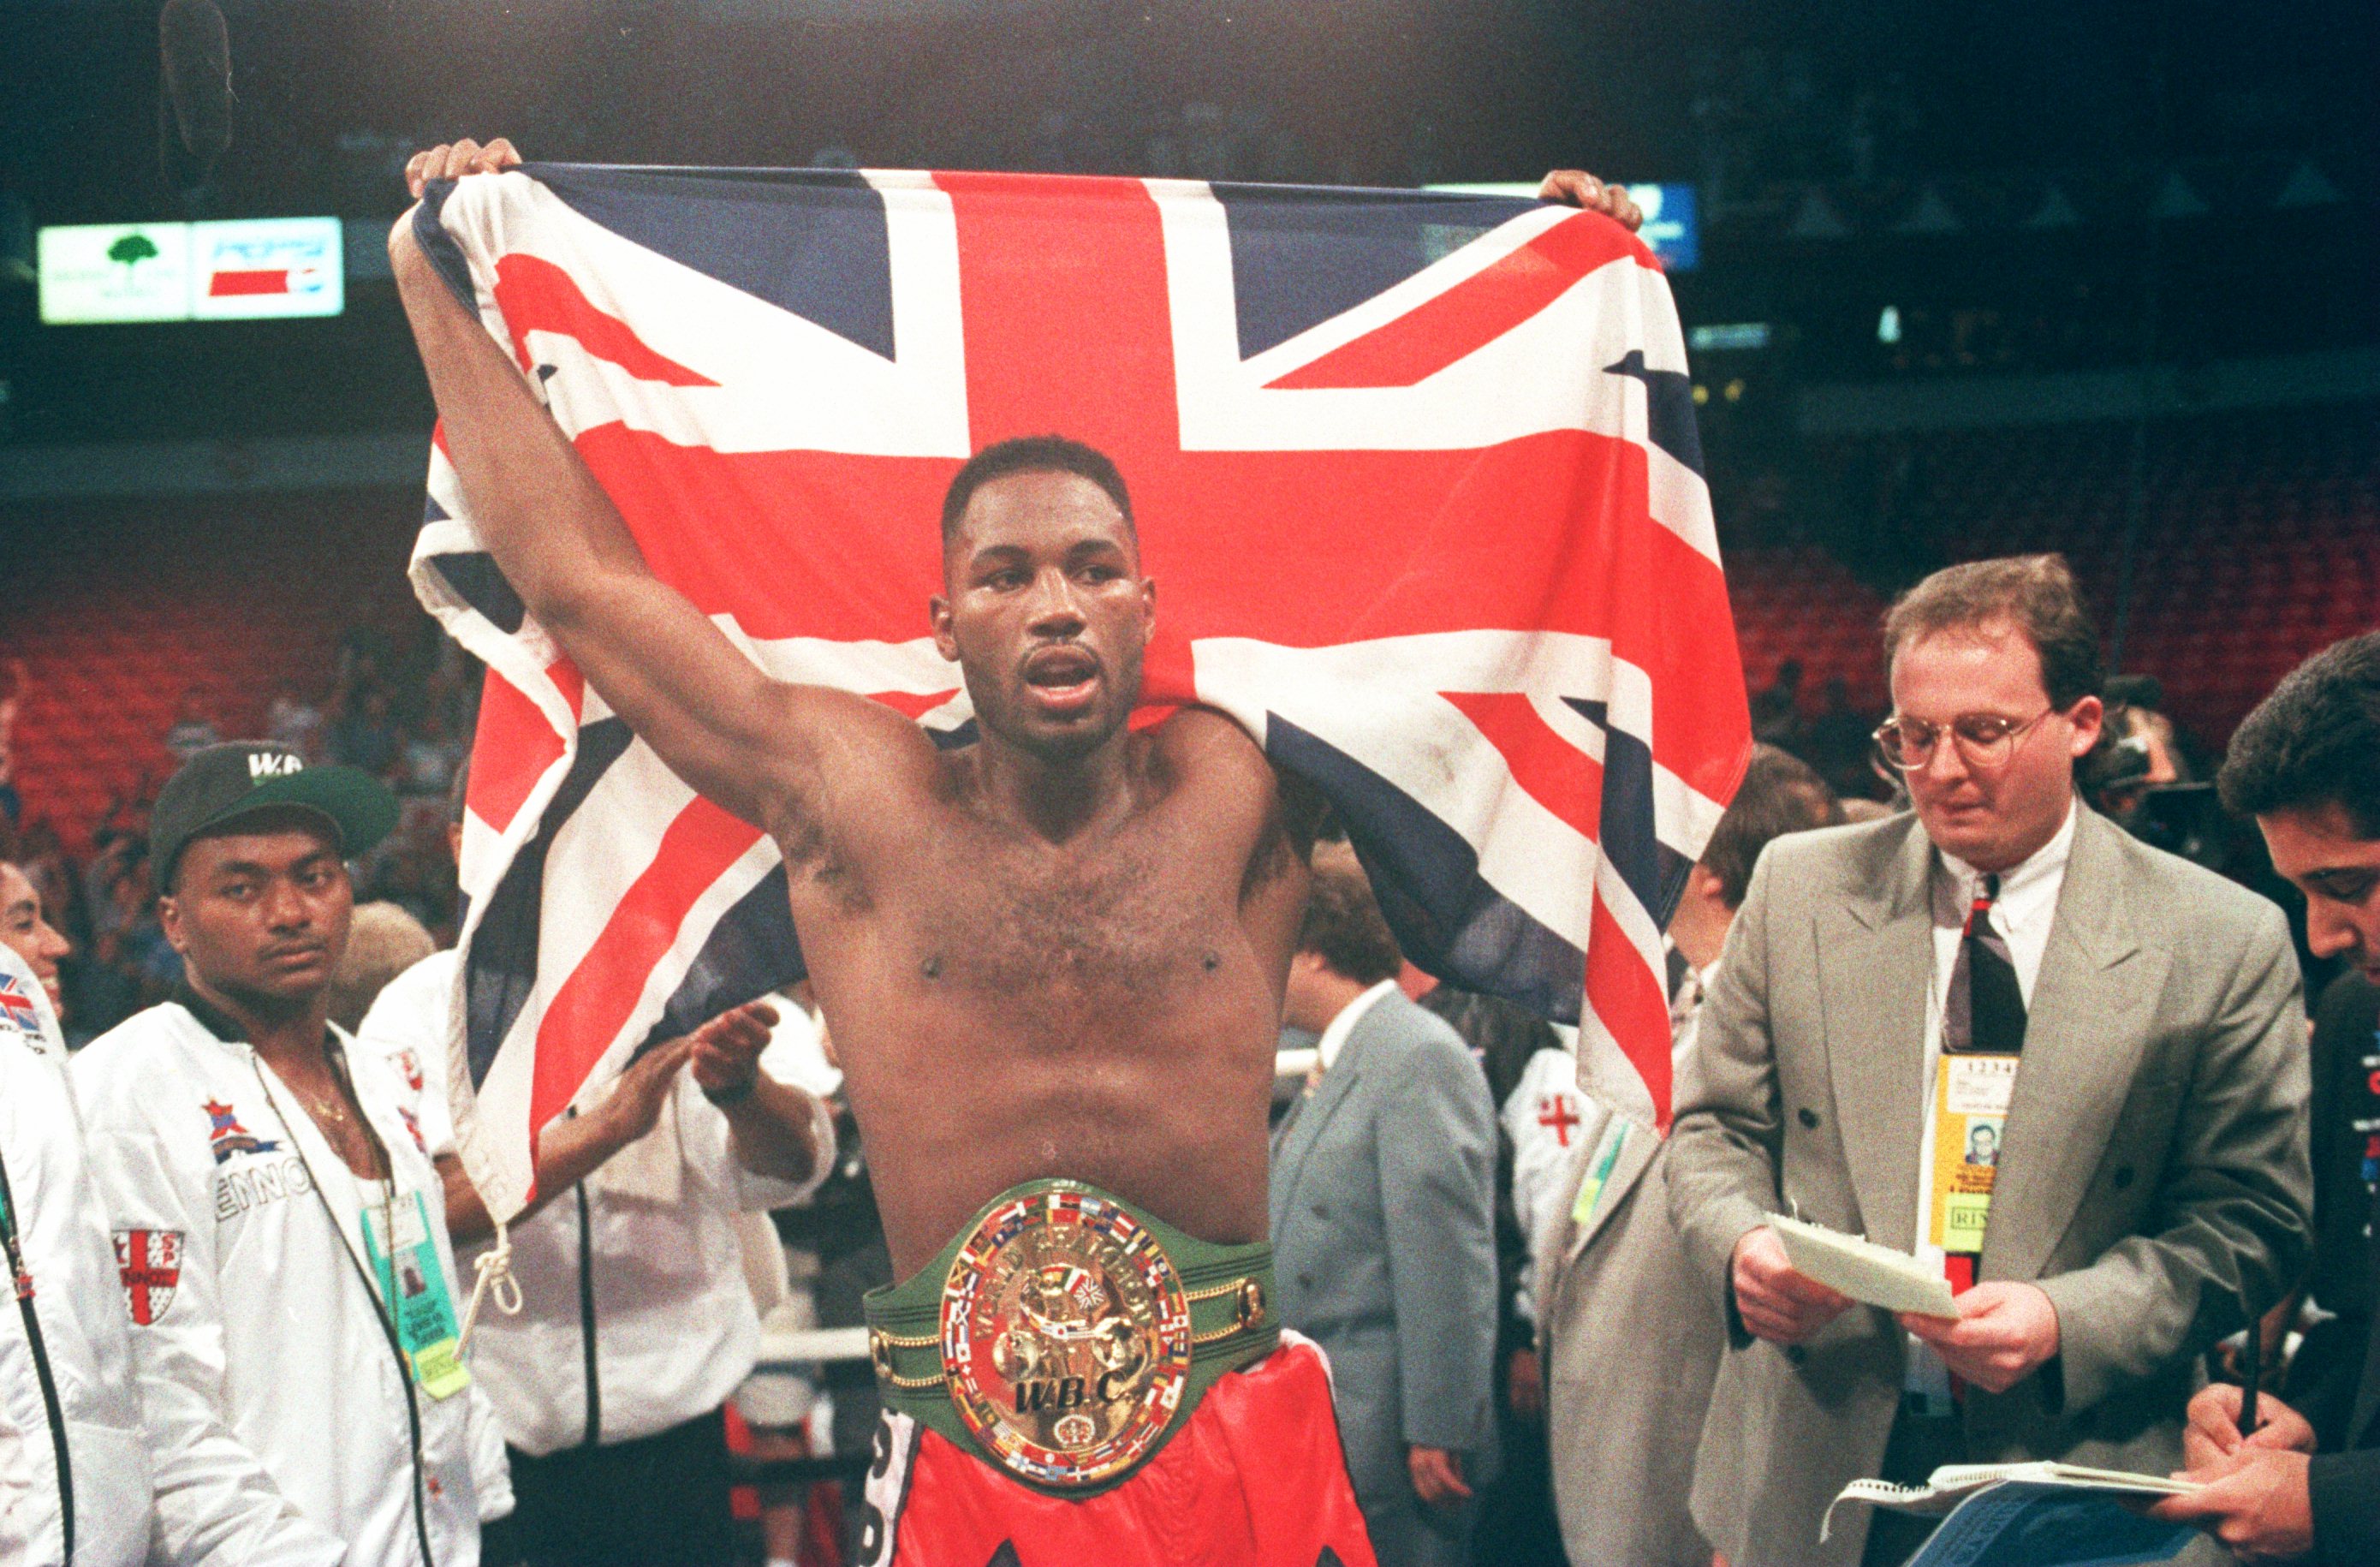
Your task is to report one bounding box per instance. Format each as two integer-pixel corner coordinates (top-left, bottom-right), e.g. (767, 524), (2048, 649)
(362, 1190), (472, 1399)
(1929, 1052), (2017, 1275)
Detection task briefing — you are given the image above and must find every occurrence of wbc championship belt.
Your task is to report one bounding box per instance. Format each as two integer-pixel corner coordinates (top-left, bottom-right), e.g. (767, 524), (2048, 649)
(866, 1180), (1277, 1494)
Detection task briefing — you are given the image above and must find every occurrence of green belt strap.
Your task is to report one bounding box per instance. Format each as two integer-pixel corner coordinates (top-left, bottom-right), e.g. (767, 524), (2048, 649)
(863, 1179), (1279, 1496)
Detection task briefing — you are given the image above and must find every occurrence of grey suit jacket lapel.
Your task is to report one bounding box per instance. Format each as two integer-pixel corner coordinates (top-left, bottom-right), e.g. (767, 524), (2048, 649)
(1270, 1004), (1376, 1224)
(1819, 819), (1935, 1248)
(1984, 808), (2168, 1282)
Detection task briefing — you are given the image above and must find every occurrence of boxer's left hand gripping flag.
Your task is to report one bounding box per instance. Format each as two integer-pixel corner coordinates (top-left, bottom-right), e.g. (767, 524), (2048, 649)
(407, 164), (1749, 1219)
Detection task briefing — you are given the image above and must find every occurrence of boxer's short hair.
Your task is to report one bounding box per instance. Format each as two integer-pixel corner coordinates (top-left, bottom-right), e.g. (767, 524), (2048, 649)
(2219, 631), (2380, 838)
(1882, 554), (2103, 711)
(1297, 863), (1401, 986)
(941, 436), (1134, 549)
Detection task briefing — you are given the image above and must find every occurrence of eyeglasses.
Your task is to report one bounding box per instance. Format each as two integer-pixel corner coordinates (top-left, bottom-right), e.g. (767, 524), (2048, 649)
(1871, 707), (2056, 772)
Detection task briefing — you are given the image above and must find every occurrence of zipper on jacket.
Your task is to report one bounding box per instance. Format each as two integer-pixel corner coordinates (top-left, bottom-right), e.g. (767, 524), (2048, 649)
(577, 1183), (601, 1449)
(259, 1050), (439, 1564)
(0, 1147), (72, 1562)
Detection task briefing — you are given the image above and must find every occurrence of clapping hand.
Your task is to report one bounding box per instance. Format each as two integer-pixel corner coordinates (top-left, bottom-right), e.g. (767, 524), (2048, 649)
(687, 999), (778, 1101)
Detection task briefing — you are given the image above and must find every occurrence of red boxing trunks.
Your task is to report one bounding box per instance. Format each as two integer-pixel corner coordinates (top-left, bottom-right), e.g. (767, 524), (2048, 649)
(860, 1330), (1376, 1567)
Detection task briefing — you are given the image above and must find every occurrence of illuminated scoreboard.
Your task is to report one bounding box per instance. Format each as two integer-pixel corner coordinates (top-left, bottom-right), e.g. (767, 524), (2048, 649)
(39, 217), (344, 325)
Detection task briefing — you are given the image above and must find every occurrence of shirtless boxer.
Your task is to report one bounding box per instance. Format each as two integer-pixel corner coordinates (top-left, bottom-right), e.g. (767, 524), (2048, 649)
(394, 142), (1639, 1566)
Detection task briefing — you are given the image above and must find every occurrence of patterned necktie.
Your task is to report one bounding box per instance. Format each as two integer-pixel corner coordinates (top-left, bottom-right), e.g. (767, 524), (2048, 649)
(1945, 872), (2026, 1055)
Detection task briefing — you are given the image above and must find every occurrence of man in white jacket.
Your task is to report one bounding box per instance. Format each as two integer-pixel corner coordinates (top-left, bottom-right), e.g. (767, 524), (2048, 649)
(0, 863), (154, 1566)
(72, 744), (512, 1566)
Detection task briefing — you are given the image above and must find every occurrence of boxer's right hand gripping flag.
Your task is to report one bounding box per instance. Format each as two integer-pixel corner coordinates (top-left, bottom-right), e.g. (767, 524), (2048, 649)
(408, 165), (1751, 1218)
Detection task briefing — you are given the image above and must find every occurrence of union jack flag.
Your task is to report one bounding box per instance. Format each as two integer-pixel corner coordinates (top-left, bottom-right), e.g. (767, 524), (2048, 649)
(0, 972), (39, 1034)
(408, 165), (1749, 1218)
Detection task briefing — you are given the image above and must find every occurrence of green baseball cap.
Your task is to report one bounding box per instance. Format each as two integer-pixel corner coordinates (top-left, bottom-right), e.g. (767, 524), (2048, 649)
(152, 742), (399, 889)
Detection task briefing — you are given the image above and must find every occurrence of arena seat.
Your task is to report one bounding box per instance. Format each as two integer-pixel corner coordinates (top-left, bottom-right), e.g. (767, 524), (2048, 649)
(1725, 545), (1892, 712)
(3, 493), (424, 851)
(1763, 401), (2378, 749)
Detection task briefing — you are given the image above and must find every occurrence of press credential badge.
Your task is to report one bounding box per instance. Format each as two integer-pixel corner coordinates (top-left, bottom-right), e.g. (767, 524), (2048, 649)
(1929, 1053), (2017, 1254)
(362, 1191), (471, 1398)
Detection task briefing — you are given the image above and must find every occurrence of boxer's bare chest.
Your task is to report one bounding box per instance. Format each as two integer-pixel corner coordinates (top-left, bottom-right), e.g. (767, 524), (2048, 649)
(778, 739), (1294, 1270)
(799, 780), (1273, 1052)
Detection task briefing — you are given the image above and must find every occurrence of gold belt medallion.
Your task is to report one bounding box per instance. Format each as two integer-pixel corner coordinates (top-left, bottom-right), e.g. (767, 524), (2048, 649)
(937, 1187), (1194, 1489)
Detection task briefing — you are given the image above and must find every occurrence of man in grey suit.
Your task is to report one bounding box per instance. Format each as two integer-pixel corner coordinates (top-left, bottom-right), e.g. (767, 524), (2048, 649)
(1668, 554), (2312, 1566)
(1536, 745), (1843, 1567)
(1271, 859), (1499, 1567)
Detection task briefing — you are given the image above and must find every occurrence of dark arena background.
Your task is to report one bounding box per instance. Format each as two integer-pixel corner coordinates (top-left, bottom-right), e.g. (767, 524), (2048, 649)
(0, 3), (2373, 1563)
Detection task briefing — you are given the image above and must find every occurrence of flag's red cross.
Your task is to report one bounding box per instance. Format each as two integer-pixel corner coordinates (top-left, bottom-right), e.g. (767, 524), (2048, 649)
(474, 175), (1734, 1141)
(1536, 1096), (1583, 1147)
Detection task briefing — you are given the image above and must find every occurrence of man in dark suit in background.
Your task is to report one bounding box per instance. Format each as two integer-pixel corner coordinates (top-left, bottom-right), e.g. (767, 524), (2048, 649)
(2155, 631), (2380, 1565)
(1271, 857), (1500, 1567)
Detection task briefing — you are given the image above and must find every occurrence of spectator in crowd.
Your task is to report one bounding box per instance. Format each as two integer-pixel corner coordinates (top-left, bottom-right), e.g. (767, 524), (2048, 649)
(70, 844), (181, 1025)
(0, 868), (157, 1567)
(1805, 674), (1881, 801)
(2, 857), (72, 1022)
(1270, 857), (1499, 1567)
(330, 687), (402, 778)
(9, 823), (80, 975)
(161, 689), (221, 763)
(398, 704), (466, 800)
(263, 681), (326, 762)
(359, 786), (836, 1567)
(1750, 656), (1807, 750)
(2081, 677), (2187, 822)
(1535, 744), (1842, 1567)
(1668, 554), (2312, 1565)
(2152, 630), (2380, 1565)
(326, 900), (435, 1033)
(71, 743), (512, 1564)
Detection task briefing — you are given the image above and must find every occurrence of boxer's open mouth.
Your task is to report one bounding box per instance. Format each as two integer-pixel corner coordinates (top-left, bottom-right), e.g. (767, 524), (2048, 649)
(1022, 646), (1101, 712)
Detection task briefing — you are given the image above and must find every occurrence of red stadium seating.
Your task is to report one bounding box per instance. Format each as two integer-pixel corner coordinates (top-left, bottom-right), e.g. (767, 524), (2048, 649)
(1734, 401), (2379, 748)
(3, 493), (424, 851)
(1901, 402), (2379, 744)
(1726, 545), (1891, 712)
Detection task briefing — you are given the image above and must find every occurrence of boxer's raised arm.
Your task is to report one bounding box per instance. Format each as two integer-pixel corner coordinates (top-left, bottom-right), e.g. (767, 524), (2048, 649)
(390, 200), (893, 836)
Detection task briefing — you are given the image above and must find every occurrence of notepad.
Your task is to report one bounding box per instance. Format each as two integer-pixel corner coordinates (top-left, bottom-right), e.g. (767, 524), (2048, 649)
(1769, 1212), (1957, 1318)
(1833, 1462), (2199, 1521)
(1824, 1462), (2200, 1547)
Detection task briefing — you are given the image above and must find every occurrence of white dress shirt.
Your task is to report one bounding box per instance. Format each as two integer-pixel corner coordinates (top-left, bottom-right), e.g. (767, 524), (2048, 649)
(359, 953), (835, 1457)
(1314, 979), (1401, 1075)
(1905, 801), (2076, 1392)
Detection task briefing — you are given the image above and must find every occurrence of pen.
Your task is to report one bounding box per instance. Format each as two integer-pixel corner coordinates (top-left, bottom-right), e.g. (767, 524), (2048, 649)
(2240, 1297), (2261, 1437)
